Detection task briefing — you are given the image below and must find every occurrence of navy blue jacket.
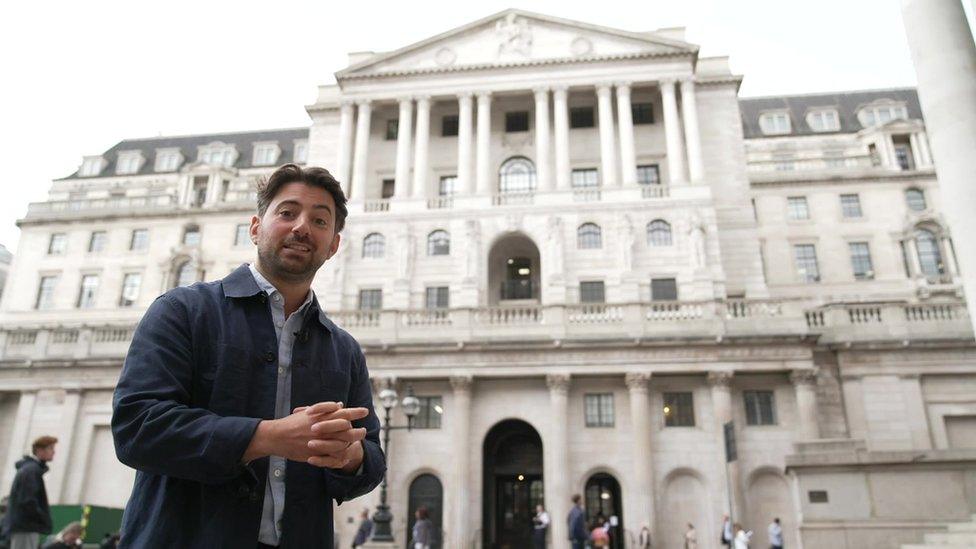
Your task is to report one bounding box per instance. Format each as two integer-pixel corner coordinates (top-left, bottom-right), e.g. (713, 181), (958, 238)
(568, 506), (587, 542)
(111, 265), (385, 548)
(5, 456), (51, 535)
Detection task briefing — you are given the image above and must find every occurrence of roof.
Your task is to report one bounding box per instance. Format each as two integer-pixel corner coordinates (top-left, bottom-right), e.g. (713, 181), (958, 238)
(61, 127), (310, 180)
(738, 88), (923, 139)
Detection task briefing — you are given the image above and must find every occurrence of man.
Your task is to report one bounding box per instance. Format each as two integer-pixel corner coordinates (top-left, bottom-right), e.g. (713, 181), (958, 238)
(567, 494), (587, 549)
(5, 436), (56, 549)
(768, 517), (783, 549)
(531, 504), (549, 549)
(721, 514), (733, 547)
(351, 509), (372, 548)
(112, 164), (385, 548)
(40, 521), (81, 549)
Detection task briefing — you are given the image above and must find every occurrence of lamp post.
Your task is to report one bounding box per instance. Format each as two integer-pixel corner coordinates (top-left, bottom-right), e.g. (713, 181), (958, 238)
(370, 385), (421, 542)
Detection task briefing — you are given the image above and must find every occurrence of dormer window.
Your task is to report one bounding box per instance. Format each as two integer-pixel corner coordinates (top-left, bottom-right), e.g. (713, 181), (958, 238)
(79, 156), (105, 177)
(115, 151), (144, 175)
(199, 144), (236, 167)
(858, 102), (908, 128)
(154, 149), (183, 172)
(806, 109), (840, 132)
(293, 140), (308, 163)
(759, 111), (791, 135)
(252, 143), (280, 166)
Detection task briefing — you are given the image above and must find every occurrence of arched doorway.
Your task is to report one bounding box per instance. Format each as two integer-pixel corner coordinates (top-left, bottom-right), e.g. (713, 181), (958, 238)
(662, 471), (710, 549)
(407, 474), (443, 549)
(498, 156), (537, 195)
(746, 470), (797, 549)
(585, 473), (624, 549)
(487, 233), (541, 305)
(483, 419), (544, 549)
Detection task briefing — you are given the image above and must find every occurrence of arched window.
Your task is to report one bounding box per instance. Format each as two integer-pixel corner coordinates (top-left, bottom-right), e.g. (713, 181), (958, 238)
(175, 259), (198, 288)
(647, 220), (672, 246)
(915, 229), (944, 277)
(407, 474), (443, 549)
(577, 223), (602, 249)
(905, 188), (927, 212)
(498, 157), (537, 194)
(427, 230), (450, 256)
(362, 233), (385, 258)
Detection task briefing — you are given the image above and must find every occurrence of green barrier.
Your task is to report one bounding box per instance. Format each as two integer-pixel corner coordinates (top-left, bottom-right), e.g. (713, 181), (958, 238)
(49, 504), (123, 544)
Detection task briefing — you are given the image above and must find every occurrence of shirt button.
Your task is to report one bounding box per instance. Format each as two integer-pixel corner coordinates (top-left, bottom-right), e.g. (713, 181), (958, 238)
(278, 366), (284, 375)
(274, 468), (282, 478)
(264, 352), (275, 363)
(276, 321), (283, 328)
(273, 294), (281, 302)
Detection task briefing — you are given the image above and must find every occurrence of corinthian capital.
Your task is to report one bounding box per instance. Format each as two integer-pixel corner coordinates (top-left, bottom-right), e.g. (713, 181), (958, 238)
(707, 370), (733, 387)
(789, 369), (818, 386)
(625, 372), (651, 391)
(546, 373), (571, 394)
(450, 374), (473, 392)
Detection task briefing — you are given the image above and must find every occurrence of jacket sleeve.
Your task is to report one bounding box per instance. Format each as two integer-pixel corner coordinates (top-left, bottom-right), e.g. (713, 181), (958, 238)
(111, 294), (260, 484)
(323, 342), (386, 504)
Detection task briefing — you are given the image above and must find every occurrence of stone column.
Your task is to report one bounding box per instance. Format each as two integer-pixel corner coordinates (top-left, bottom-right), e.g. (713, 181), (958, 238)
(615, 83), (637, 187)
(909, 133), (924, 169)
(394, 98), (414, 199)
(790, 369), (820, 441)
(883, 134), (898, 169)
(336, 100), (355, 195)
(903, 0), (976, 334)
(625, 372), (655, 533)
(412, 96), (431, 199)
(351, 100), (372, 199)
(906, 237), (923, 278)
(457, 93), (475, 195)
(707, 372), (744, 522)
(660, 79), (686, 184)
(680, 78), (705, 182)
(916, 131), (933, 166)
(553, 86), (571, 190)
(2, 391), (37, 494)
(596, 85), (618, 187)
(450, 375), (473, 548)
(942, 236), (960, 277)
(47, 389), (82, 503)
(546, 374), (571, 547)
(476, 92), (493, 195)
(534, 87), (553, 192)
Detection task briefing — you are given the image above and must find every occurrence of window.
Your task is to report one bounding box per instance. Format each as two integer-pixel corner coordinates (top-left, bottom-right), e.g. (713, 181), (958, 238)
(632, 102), (654, 124)
(381, 179), (395, 199)
(577, 223), (602, 249)
(154, 149), (182, 172)
(759, 111), (791, 135)
(234, 224), (250, 247)
(425, 286), (449, 309)
(438, 175), (457, 196)
(584, 393), (614, 427)
(498, 157), (537, 194)
(77, 274), (99, 308)
(840, 194), (862, 218)
(412, 396), (443, 429)
(116, 152), (142, 175)
(647, 220), (672, 246)
(858, 103), (908, 128)
(571, 169), (598, 189)
(579, 281), (605, 304)
(906, 188), (927, 211)
(651, 278), (678, 301)
(385, 119), (398, 141)
(744, 390), (776, 425)
(119, 273), (142, 307)
(200, 146), (235, 167)
(773, 153), (795, 171)
(442, 115), (459, 136)
(849, 242), (874, 280)
(35, 276), (57, 310)
(130, 229), (149, 251)
(868, 144), (881, 166)
(427, 230), (450, 256)
(48, 233), (67, 255)
(787, 196), (810, 220)
(362, 233), (385, 258)
(175, 260), (198, 287)
(79, 157), (104, 177)
(663, 392), (695, 427)
(505, 111), (529, 132)
(293, 140), (308, 163)
(88, 231), (107, 253)
(894, 143), (914, 171)
(915, 229), (945, 277)
(806, 109), (840, 132)
(252, 143), (279, 166)
(358, 289), (383, 310)
(182, 226), (201, 247)
(794, 244), (820, 283)
(570, 107), (595, 128)
(636, 165), (660, 186)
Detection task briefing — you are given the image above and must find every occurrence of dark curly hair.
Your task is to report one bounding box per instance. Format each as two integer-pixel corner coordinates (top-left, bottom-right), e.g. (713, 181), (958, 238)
(256, 163), (348, 233)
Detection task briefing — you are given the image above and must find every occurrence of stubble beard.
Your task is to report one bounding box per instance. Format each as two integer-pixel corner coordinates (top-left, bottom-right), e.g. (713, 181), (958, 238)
(256, 237), (326, 284)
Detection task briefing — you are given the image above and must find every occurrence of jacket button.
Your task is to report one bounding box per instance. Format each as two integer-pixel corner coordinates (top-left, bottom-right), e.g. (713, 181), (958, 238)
(258, 293), (267, 303)
(264, 351), (275, 363)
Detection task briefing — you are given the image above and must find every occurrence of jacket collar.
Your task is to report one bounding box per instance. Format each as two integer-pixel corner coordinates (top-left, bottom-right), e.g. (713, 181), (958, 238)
(223, 264), (337, 334)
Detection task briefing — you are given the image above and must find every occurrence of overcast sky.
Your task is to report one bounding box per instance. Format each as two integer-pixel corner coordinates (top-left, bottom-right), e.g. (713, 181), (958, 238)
(1, 0), (972, 253)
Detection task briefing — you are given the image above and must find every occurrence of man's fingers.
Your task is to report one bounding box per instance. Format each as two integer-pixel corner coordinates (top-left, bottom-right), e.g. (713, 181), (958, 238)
(307, 439), (350, 455)
(307, 455), (349, 469)
(292, 406), (308, 414)
(311, 418), (353, 434)
(308, 406), (370, 422)
(304, 401), (342, 416)
(311, 427), (366, 443)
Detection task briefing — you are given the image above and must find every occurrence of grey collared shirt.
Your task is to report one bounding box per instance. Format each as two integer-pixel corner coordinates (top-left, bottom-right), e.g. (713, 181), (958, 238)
(250, 264), (313, 547)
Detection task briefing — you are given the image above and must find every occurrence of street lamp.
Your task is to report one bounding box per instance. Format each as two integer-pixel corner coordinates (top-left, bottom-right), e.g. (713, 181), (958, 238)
(371, 385), (421, 542)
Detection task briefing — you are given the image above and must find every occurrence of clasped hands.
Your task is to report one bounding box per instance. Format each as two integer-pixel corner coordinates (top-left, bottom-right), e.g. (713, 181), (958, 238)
(243, 401), (368, 473)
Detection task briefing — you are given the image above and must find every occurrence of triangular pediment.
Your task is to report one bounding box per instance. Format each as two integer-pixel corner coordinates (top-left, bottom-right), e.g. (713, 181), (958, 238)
(337, 9), (697, 78)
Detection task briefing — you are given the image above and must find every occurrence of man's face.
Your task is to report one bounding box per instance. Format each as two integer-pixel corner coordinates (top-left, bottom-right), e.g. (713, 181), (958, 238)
(251, 182), (341, 283)
(36, 445), (55, 462)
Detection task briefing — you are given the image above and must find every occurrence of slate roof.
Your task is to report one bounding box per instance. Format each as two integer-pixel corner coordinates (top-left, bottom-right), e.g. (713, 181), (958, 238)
(738, 88), (923, 139)
(61, 127), (310, 180)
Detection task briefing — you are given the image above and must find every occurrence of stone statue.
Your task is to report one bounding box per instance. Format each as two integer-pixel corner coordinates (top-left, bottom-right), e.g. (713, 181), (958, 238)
(397, 228), (415, 279)
(464, 219), (481, 279)
(689, 212), (708, 269)
(546, 216), (564, 279)
(495, 13), (533, 57)
(620, 215), (636, 272)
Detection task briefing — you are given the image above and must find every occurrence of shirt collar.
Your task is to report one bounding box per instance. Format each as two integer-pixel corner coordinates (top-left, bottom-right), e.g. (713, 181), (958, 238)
(248, 263), (314, 313)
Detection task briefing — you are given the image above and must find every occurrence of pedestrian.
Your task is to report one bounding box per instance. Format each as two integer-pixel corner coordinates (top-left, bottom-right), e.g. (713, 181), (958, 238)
(637, 524), (652, 548)
(111, 164), (386, 548)
(40, 522), (81, 549)
(567, 494), (587, 549)
(767, 518), (783, 549)
(351, 509), (372, 548)
(720, 514), (733, 547)
(590, 519), (609, 548)
(5, 436), (57, 549)
(684, 523), (697, 549)
(411, 507), (432, 549)
(531, 504), (549, 549)
(733, 522), (752, 549)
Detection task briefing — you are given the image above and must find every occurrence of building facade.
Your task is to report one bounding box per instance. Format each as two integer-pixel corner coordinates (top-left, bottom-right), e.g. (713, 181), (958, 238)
(0, 10), (973, 549)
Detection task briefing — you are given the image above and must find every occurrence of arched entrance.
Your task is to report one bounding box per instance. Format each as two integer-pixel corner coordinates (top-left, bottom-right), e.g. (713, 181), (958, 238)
(487, 233), (541, 305)
(746, 470), (797, 549)
(406, 474), (443, 549)
(585, 473), (624, 549)
(483, 419), (544, 549)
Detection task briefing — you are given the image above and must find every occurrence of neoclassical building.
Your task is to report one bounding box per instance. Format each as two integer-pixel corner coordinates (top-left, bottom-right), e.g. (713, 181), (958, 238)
(0, 10), (973, 549)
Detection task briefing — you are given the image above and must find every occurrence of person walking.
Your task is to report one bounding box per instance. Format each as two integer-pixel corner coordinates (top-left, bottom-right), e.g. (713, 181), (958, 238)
(767, 518), (783, 549)
(733, 523), (752, 549)
(567, 494), (587, 549)
(351, 509), (372, 548)
(410, 507), (432, 549)
(40, 522), (82, 549)
(590, 519), (609, 548)
(637, 524), (652, 548)
(720, 514), (733, 547)
(684, 523), (698, 549)
(531, 504), (549, 549)
(5, 436), (57, 549)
